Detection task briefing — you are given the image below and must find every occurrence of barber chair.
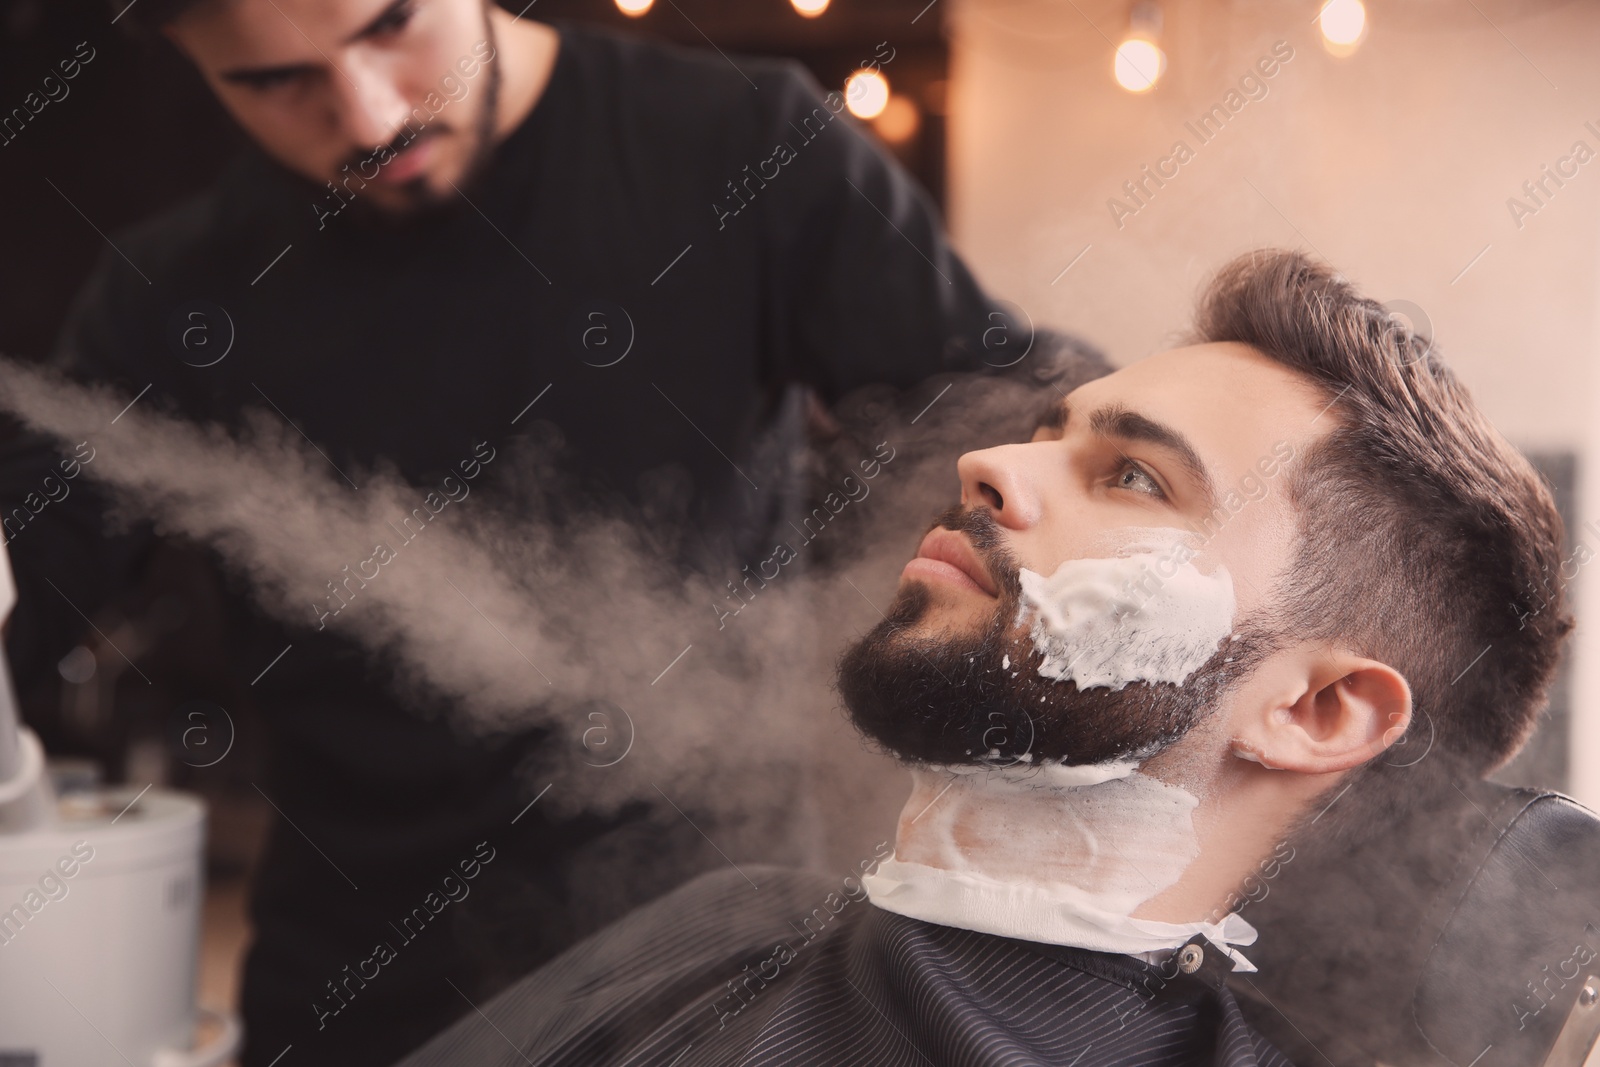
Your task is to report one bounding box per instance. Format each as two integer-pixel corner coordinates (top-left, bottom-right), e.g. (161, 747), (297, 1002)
(1231, 775), (1600, 1067)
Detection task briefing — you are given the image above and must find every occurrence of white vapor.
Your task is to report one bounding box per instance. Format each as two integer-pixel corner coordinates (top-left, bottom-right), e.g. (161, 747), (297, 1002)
(0, 346), (1097, 870)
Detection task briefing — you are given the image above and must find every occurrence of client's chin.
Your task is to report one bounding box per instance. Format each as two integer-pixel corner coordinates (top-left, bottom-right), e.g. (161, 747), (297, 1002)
(836, 575), (1265, 770)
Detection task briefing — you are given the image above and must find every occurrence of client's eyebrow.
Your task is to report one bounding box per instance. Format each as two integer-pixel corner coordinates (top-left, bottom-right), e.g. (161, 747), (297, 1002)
(1039, 400), (1219, 511)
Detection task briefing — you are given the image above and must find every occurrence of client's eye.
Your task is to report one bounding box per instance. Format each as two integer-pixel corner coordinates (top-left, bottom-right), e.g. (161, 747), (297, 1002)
(1114, 460), (1164, 498)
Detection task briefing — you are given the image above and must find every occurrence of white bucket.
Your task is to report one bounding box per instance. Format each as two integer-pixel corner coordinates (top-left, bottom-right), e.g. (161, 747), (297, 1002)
(0, 776), (239, 1066)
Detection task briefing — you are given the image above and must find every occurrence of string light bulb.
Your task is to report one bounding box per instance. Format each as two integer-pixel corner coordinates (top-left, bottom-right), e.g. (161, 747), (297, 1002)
(615, 0), (653, 15)
(791, 0), (830, 16)
(845, 69), (891, 120)
(1113, 2), (1166, 94)
(1318, 0), (1367, 56)
(874, 94), (921, 144)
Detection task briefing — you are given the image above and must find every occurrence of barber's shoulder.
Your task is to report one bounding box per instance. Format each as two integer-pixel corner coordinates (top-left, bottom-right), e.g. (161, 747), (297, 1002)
(93, 156), (264, 296)
(50, 153), (288, 380)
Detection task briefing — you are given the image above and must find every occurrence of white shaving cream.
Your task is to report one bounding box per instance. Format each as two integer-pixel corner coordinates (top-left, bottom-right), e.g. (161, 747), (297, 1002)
(1016, 530), (1235, 690)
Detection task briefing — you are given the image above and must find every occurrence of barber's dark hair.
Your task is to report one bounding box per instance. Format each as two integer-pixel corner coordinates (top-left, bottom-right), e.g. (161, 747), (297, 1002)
(1191, 250), (1571, 823)
(113, 0), (496, 37)
(111, 0), (209, 38)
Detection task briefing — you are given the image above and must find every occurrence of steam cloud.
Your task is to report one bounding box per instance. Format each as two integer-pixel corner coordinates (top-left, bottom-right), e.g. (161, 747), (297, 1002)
(0, 345), (1097, 869)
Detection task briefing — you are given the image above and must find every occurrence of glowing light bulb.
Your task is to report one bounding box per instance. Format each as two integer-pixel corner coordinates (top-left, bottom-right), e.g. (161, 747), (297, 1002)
(791, 0), (829, 16)
(615, 0), (653, 16)
(845, 70), (890, 120)
(1113, 38), (1166, 93)
(873, 94), (920, 144)
(1319, 0), (1366, 53)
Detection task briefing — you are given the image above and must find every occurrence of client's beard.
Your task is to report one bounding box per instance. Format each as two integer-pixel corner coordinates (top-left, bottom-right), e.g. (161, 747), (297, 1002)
(836, 506), (1273, 768)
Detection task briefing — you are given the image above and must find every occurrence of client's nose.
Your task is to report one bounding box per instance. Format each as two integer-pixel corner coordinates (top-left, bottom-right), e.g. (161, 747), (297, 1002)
(956, 445), (1042, 529)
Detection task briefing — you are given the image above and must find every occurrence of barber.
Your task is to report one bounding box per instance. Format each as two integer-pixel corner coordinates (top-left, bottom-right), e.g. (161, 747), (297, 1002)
(0, 1), (1013, 1064)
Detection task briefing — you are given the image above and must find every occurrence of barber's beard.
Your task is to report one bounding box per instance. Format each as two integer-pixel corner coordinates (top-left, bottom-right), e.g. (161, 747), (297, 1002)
(346, 3), (504, 227)
(835, 506), (1272, 768)
(452, 5), (504, 193)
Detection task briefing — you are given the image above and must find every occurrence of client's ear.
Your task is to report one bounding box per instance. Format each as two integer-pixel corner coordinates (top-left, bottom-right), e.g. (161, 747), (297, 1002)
(1234, 651), (1412, 775)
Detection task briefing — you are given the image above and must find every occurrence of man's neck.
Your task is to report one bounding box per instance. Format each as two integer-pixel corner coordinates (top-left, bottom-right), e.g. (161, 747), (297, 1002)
(887, 755), (1296, 928)
(487, 11), (561, 144)
(891, 762), (1206, 921)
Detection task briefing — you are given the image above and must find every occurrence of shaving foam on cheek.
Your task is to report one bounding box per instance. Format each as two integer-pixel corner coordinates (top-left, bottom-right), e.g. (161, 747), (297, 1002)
(1015, 531), (1236, 690)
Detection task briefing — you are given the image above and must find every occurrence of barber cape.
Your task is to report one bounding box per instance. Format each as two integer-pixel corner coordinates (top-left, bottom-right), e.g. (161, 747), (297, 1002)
(393, 867), (1292, 1066)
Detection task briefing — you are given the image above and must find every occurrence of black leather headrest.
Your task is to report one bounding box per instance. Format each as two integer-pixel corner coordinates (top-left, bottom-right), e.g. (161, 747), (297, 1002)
(1229, 779), (1600, 1066)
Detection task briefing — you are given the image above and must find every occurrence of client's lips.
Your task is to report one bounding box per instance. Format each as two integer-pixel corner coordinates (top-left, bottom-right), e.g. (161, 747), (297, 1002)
(903, 527), (999, 597)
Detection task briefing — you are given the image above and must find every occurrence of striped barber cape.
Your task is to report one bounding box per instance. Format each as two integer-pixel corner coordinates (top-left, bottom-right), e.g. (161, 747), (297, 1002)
(393, 866), (1295, 1067)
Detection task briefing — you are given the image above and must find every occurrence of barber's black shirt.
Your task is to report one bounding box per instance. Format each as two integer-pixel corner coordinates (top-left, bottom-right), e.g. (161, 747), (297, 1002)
(0, 22), (1005, 1067)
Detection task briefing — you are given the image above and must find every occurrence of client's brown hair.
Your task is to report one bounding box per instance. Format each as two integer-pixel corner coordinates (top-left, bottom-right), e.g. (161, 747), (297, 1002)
(1191, 250), (1572, 799)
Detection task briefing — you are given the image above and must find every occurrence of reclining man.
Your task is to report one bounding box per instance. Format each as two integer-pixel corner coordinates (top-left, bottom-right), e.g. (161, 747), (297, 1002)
(393, 249), (1572, 1067)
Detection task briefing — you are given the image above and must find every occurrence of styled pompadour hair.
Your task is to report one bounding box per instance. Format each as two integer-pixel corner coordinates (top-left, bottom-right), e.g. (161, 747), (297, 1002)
(1191, 250), (1571, 824)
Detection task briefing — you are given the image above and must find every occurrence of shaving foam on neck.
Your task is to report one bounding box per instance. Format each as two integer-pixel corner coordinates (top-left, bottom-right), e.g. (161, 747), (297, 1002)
(1015, 530), (1235, 690)
(864, 761), (1258, 969)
